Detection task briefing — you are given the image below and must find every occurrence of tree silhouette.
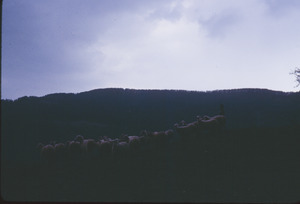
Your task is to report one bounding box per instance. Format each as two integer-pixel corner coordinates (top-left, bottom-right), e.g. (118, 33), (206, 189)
(291, 67), (300, 87)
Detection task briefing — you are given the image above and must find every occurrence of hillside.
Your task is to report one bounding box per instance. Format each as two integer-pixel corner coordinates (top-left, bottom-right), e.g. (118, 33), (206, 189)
(2, 88), (300, 133)
(1, 88), (300, 202)
(2, 88), (300, 159)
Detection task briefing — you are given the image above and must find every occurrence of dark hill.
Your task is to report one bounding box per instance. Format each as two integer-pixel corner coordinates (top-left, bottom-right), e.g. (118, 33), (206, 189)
(2, 88), (300, 202)
(1, 88), (300, 162)
(3, 88), (300, 127)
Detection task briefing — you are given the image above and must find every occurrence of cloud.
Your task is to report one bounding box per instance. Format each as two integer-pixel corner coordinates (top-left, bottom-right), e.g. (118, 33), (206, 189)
(264, 0), (300, 16)
(2, 0), (300, 99)
(199, 10), (240, 38)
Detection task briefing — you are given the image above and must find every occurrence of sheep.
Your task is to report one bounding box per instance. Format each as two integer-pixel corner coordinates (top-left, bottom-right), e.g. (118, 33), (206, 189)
(67, 140), (82, 161)
(98, 139), (114, 160)
(174, 120), (200, 136)
(197, 115), (211, 121)
(146, 129), (174, 149)
(196, 104), (225, 125)
(85, 139), (100, 159)
(37, 143), (55, 163)
(37, 135), (113, 164)
(112, 141), (130, 161)
(54, 142), (67, 161)
(138, 131), (152, 153)
(70, 135), (101, 160)
(138, 135), (149, 145)
(197, 115), (226, 131)
(77, 138), (98, 159)
(140, 130), (148, 137)
(174, 119), (203, 145)
(128, 136), (141, 148)
(37, 142), (44, 150)
(49, 141), (57, 146)
(83, 137), (114, 160)
(74, 135), (84, 143)
(175, 105), (226, 140)
(121, 135), (146, 156)
(180, 120), (187, 126)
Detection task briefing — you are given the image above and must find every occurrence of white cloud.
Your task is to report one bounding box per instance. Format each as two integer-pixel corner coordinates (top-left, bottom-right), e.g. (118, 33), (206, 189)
(78, 0), (300, 92)
(3, 0), (300, 99)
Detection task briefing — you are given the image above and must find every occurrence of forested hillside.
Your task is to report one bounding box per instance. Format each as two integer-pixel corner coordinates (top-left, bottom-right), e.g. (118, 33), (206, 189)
(1, 88), (300, 202)
(2, 88), (300, 139)
(2, 88), (300, 162)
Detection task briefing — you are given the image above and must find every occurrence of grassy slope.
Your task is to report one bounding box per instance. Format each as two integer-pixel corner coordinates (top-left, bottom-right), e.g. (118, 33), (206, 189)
(2, 126), (300, 203)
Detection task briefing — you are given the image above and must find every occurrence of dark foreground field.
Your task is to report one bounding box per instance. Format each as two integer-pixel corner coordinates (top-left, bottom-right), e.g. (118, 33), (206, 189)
(2, 126), (300, 203)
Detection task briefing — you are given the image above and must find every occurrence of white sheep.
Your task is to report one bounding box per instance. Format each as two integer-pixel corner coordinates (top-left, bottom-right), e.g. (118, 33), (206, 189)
(67, 140), (82, 161)
(54, 142), (67, 161)
(112, 141), (130, 161)
(197, 115), (211, 121)
(37, 143), (55, 163)
(98, 139), (114, 160)
(174, 120), (200, 135)
(197, 115), (226, 131)
(79, 138), (98, 159)
(146, 129), (174, 149)
(122, 135), (146, 155)
(74, 135), (84, 143)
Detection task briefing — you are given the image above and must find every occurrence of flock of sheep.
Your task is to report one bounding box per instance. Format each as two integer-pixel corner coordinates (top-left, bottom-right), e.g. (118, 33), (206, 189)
(37, 105), (226, 164)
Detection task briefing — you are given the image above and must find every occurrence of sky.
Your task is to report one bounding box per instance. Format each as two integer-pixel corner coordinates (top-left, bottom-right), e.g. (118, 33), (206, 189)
(2, 0), (300, 100)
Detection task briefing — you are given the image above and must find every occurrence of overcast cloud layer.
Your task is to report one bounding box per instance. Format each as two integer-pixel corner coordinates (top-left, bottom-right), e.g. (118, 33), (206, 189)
(2, 0), (300, 99)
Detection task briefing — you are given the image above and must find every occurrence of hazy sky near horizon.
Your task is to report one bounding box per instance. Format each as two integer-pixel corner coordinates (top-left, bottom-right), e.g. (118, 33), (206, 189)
(2, 0), (300, 99)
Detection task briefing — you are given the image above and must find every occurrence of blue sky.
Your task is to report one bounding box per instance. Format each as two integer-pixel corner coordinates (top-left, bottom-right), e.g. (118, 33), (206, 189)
(2, 0), (300, 99)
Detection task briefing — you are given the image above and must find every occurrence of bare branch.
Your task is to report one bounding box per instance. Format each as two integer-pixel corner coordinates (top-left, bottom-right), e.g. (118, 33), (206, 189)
(290, 67), (300, 87)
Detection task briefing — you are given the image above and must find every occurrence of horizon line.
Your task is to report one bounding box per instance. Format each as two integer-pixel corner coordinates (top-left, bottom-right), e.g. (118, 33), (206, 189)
(2, 87), (299, 101)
